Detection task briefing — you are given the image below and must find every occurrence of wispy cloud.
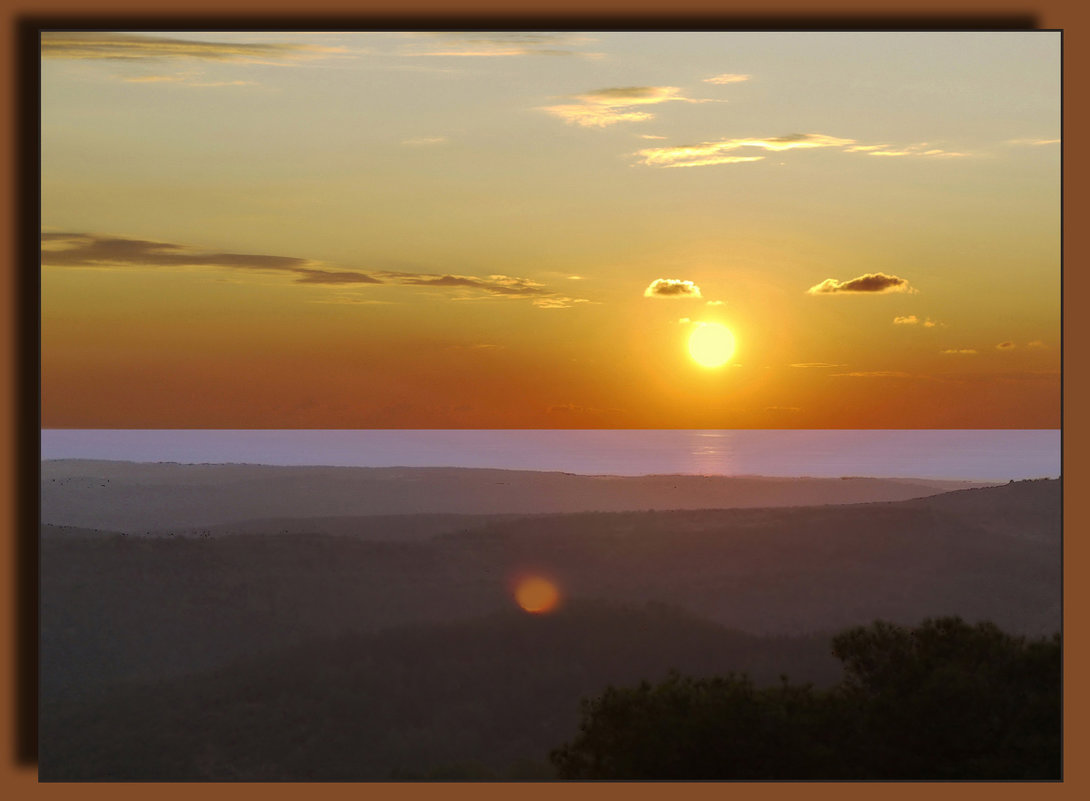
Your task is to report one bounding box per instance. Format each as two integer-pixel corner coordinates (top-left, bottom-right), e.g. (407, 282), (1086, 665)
(864, 143), (968, 158)
(1007, 137), (1060, 146)
(996, 341), (1016, 350)
(374, 270), (547, 297)
(703, 73), (750, 84)
(400, 32), (598, 58)
(532, 296), (591, 309)
(637, 133), (854, 167)
(41, 232), (321, 272)
(41, 32), (347, 63)
(446, 343), (503, 351)
(644, 278), (702, 298)
(121, 73), (257, 87)
(639, 134), (969, 168)
(401, 136), (448, 146)
(808, 272), (915, 295)
(543, 86), (715, 128)
(292, 269), (385, 285)
(831, 371), (915, 378)
(121, 74), (186, 83)
(790, 362), (846, 368)
(893, 315), (939, 327)
(941, 349), (978, 355)
(306, 295), (393, 306)
(41, 232), (584, 305)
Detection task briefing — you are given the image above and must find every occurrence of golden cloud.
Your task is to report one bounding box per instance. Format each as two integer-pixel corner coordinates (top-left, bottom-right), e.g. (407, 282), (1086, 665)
(543, 86), (712, 128)
(637, 133), (854, 167)
(703, 73), (751, 84)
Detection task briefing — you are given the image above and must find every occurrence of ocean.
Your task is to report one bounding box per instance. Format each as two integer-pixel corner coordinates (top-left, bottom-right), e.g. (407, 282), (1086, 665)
(40, 429), (1061, 482)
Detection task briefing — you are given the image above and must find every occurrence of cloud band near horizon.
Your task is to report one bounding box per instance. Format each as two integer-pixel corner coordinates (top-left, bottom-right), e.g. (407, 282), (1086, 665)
(40, 231), (580, 302)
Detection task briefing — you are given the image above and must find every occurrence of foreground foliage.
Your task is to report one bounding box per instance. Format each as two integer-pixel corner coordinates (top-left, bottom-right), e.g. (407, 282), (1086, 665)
(551, 617), (1061, 780)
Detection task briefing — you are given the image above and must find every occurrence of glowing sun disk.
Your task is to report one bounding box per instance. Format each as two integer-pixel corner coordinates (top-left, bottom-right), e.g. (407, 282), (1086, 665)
(688, 323), (736, 367)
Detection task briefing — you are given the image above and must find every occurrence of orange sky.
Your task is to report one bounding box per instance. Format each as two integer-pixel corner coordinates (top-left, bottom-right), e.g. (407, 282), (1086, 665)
(40, 31), (1060, 428)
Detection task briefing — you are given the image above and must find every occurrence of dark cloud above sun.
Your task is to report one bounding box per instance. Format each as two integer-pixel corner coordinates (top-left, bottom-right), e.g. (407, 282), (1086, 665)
(807, 273), (915, 295)
(644, 278), (702, 299)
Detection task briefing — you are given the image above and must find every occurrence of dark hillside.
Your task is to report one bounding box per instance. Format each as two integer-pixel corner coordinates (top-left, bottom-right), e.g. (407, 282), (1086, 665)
(40, 602), (839, 781)
(41, 480), (1059, 700)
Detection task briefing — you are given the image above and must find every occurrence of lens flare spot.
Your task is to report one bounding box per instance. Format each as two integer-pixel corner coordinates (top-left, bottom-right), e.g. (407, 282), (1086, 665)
(514, 576), (561, 614)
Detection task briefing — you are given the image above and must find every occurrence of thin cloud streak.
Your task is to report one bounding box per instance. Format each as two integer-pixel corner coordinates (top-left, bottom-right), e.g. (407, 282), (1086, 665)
(704, 73), (750, 84)
(41, 32), (347, 63)
(638, 135), (968, 168)
(865, 143), (969, 158)
(637, 133), (854, 167)
(41, 232), (317, 272)
(375, 271), (547, 297)
(122, 74), (257, 87)
(831, 371), (915, 378)
(532, 296), (592, 309)
(543, 86), (716, 128)
(893, 315), (940, 327)
(400, 32), (598, 59)
(41, 232), (585, 304)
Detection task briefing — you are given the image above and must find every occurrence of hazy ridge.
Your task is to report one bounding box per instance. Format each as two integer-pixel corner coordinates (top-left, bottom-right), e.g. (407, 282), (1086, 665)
(41, 459), (998, 533)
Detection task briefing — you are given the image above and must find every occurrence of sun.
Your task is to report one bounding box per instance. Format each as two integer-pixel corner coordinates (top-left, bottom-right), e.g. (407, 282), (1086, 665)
(688, 323), (736, 368)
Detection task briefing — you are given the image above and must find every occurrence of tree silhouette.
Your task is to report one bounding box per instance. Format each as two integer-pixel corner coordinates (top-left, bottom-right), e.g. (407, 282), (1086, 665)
(551, 618), (1060, 780)
(831, 617), (1061, 779)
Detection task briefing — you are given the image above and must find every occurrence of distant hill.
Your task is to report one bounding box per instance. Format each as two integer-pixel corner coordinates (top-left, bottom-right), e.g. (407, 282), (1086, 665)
(41, 479), (1060, 704)
(40, 601), (841, 781)
(40, 459), (998, 533)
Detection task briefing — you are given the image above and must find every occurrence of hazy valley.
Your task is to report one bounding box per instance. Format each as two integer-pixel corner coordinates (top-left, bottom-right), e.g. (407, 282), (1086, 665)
(39, 462), (1061, 780)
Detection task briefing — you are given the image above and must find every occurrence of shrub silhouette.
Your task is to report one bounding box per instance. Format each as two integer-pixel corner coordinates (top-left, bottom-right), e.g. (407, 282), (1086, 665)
(551, 617), (1060, 780)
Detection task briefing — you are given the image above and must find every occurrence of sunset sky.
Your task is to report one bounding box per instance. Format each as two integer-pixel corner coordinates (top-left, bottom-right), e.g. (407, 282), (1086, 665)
(40, 31), (1060, 428)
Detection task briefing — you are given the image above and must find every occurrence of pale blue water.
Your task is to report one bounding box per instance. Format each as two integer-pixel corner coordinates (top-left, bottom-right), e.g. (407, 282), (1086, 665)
(40, 430), (1060, 482)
